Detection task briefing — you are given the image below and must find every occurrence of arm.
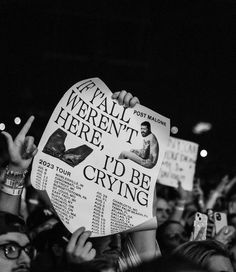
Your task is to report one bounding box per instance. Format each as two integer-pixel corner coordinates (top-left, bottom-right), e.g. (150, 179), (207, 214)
(113, 91), (158, 262)
(0, 116), (37, 215)
(205, 175), (228, 210)
(192, 178), (205, 212)
(130, 148), (144, 157)
(169, 181), (187, 222)
(129, 229), (157, 262)
(129, 186), (159, 262)
(142, 136), (159, 169)
(205, 175), (236, 212)
(214, 225), (236, 246)
(66, 227), (96, 264)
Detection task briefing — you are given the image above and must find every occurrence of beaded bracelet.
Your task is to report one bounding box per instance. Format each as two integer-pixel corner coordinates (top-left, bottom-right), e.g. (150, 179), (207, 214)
(5, 165), (28, 180)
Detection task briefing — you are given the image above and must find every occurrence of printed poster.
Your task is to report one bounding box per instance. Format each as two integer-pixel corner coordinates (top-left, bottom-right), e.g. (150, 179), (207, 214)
(158, 136), (199, 191)
(31, 78), (170, 236)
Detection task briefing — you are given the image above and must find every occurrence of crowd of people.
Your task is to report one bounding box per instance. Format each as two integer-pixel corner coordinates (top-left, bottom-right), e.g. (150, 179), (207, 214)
(0, 91), (236, 272)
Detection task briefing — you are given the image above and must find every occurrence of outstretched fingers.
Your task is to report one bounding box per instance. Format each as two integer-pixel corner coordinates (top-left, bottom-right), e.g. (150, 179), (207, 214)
(15, 115), (35, 142)
(1, 131), (14, 150)
(67, 227), (85, 253)
(22, 136), (38, 159)
(66, 227), (96, 263)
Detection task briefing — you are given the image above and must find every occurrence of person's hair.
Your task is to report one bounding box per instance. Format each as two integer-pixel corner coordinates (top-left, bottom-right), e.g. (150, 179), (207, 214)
(66, 257), (117, 272)
(157, 220), (185, 236)
(156, 220), (187, 255)
(172, 240), (230, 268)
(141, 121), (151, 130)
(0, 211), (28, 236)
(155, 183), (179, 201)
(127, 254), (207, 272)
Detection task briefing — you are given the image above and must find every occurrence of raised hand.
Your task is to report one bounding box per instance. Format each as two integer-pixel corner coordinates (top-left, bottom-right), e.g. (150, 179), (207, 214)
(223, 176), (236, 196)
(192, 178), (204, 198)
(66, 227), (96, 264)
(192, 178), (205, 211)
(177, 180), (188, 201)
(215, 175), (230, 196)
(214, 225), (236, 245)
(1, 116), (38, 171)
(112, 90), (140, 108)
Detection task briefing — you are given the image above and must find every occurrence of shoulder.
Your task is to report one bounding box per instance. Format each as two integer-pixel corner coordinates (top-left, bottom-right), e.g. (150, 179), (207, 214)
(150, 133), (158, 144)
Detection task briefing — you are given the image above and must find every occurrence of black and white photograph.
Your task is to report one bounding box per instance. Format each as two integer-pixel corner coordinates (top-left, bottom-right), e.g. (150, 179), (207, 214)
(0, 1), (235, 272)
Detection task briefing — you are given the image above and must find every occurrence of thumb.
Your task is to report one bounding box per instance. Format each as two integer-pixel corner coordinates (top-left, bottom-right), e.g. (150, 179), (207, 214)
(177, 181), (182, 192)
(1, 131), (14, 149)
(111, 92), (120, 100)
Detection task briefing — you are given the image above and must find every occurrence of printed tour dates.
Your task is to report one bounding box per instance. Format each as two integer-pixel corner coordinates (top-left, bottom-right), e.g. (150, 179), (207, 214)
(39, 159), (71, 176)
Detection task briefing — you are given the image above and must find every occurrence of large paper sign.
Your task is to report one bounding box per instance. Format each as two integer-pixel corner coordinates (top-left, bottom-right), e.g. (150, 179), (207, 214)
(158, 136), (199, 191)
(31, 78), (170, 237)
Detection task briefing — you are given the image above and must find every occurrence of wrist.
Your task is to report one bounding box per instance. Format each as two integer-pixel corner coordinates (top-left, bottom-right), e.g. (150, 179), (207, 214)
(175, 199), (186, 210)
(7, 163), (28, 173)
(198, 198), (204, 205)
(0, 165), (28, 196)
(211, 190), (221, 198)
(176, 199), (186, 206)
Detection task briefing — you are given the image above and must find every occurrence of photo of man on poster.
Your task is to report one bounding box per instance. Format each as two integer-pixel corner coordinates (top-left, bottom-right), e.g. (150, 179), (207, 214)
(119, 121), (159, 169)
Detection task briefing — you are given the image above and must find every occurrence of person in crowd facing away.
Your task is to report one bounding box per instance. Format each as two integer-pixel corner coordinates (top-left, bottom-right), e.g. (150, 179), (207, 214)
(118, 121), (159, 169)
(126, 254), (208, 272)
(0, 90), (159, 271)
(173, 239), (234, 272)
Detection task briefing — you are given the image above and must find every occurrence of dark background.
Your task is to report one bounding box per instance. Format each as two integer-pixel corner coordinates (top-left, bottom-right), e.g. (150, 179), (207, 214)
(0, 0), (236, 186)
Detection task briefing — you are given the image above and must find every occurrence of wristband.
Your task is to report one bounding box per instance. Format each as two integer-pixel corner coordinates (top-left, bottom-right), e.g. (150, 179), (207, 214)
(0, 184), (23, 196)
(176, 200), (186, 206)
(175, 206), (185, 211)
(0, 165), (27, 196)
(198, 199), (204, 205)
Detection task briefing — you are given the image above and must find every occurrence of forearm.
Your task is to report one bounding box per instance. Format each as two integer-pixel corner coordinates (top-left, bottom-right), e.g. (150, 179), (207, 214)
(0, 164), (28, 215)
(205, 191), (220, 210)
(196, 196), (205, 212)
(169, 200), (185, 222)
(130, 229), (157, 262)
(131, 149), (143, 157)
(169, 209), (184, 222)
(0, 116), (37, 216)
(139, 156), (157, 169)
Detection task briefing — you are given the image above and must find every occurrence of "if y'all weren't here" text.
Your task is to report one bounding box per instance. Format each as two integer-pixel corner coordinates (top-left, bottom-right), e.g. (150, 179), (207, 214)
(54, 80), (139, 151)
